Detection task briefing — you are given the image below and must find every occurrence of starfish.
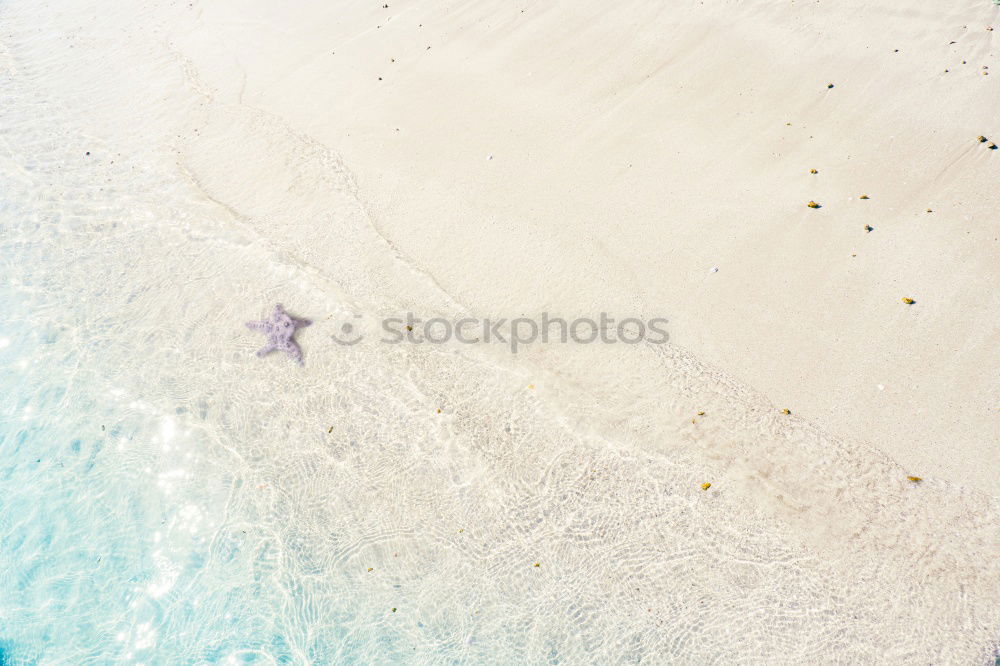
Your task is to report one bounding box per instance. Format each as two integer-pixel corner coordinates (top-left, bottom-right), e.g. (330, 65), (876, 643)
(246, 304), (312, 365)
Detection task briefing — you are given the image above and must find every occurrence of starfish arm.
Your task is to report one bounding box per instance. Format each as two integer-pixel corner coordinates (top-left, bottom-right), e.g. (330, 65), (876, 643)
(292, 317), (312, 329)
(284, 340), (304, 365)
(256, 342), (277, 357)
(246, 320), (268, 332)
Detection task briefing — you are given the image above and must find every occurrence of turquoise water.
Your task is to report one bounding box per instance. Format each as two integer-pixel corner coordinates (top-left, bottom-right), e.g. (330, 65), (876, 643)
(0, 290), (330, 664)
(0, 285), (456, 662)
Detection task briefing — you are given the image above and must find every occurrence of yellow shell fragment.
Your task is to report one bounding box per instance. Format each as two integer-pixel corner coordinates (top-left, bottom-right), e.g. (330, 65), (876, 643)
(807, 201), (820, 208)
(860, 195), (869, 200)
(700, 482), (712, 491)
(907, 476), (922, 483)
(902, 297), (915, 304)
(781, 408), (791, 415)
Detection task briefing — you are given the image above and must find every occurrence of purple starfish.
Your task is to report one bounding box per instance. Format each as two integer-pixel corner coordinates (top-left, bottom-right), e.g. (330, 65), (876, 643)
(246, 304), (312, 365)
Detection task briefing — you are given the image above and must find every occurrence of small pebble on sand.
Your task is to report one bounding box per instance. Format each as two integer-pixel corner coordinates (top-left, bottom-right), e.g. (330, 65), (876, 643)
(902, 297), (915, 304)
(860, 195), (869, 200)
(807, 200), (821, 208)
(700, 482), (712, 491)
(781, 408), (791, 415)
(906, 476), (922, 483)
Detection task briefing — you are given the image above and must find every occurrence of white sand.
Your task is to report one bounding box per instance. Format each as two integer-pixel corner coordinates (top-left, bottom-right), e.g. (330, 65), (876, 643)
(166, 0), (1000, 493)
(2, 0), (999, 661)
